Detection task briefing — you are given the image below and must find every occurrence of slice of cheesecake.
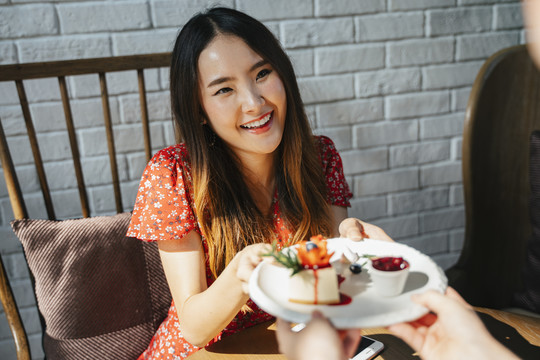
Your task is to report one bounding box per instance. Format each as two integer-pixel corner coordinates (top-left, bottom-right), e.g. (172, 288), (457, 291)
(288, 265), (339, 304)
(263, 235), (341, 305)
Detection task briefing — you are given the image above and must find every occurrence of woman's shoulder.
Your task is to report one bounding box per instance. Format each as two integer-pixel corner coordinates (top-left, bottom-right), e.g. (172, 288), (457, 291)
(314, 135), (338, 156)
(152, 143), (190, 161)
(148, 143), (190, 168)
(314, 134), (345, 173)
(140, 143), (192, 180)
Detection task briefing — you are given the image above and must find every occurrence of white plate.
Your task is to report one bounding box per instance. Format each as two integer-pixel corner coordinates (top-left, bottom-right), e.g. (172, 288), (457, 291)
(249, 238), (447, 328)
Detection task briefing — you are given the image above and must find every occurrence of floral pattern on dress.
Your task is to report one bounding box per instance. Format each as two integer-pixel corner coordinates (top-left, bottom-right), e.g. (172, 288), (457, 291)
(127, 135), (352, 359)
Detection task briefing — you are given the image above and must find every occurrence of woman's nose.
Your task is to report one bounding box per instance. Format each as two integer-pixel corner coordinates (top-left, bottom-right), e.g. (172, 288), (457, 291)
(241, 85), (264, 113)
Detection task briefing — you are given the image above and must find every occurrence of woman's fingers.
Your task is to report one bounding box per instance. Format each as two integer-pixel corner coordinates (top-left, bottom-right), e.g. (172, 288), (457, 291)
(236, 243), (271, 294)
(275, 318), (296, 356)
(444, 287), (473, 309)
(339, 218), (395, 242)
(338, 218), (367, 241)
(387, 322), (426, 352)
(411, 289), (465, 316)
(339, 328), (363, 358)
(362, 222), (393, 242)
(409, 312), (438, 328)
(276, 317), (293, 336)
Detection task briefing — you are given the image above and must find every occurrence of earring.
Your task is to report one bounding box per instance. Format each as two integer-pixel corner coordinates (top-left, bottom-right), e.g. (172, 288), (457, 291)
(203, 124), (216, 147)
(209, 130), (216, 147)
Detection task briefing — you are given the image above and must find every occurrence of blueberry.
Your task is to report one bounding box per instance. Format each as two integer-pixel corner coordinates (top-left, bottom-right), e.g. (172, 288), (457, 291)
(349, 263), (362, 274)
(305, 242), (318, 252)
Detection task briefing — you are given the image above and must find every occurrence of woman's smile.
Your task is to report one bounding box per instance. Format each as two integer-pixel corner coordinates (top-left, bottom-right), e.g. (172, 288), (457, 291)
(240, 111), (274, 133)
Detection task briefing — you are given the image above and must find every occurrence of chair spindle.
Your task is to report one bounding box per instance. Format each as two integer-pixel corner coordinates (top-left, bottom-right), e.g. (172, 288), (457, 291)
(0, 257), (30, 360)
(98, 73), (123, 214)
(137, 69), (152, 162)
(15, 80), (55, 220)
(58, 76), (90, 218)
(0, 118), (27, 220)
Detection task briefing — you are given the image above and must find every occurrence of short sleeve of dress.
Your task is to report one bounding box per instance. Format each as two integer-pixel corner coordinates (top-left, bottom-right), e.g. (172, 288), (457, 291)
(317, 135), (353, 207)
(127, 144), (198, 242)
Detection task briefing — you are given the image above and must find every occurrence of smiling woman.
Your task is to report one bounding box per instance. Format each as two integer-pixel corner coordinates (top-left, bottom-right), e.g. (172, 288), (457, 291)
(126, 6), (390, 360)
(197, 34), (287, 168)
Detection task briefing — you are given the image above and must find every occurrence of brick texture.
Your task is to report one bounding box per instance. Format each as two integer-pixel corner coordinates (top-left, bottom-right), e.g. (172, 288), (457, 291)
(0, 1), (526, 358)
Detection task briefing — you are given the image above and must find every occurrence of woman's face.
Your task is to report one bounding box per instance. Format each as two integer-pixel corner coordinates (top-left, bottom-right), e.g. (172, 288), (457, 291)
(197, 34), (287, 162)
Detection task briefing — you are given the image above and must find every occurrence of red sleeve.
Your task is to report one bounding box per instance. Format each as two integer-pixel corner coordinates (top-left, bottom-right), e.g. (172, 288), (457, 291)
(316, 135), (353, 207)
(127, 145), (199, 242)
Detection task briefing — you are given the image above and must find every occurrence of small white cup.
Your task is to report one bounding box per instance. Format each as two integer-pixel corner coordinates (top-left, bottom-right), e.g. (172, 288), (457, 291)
(369, 259), (410, 297)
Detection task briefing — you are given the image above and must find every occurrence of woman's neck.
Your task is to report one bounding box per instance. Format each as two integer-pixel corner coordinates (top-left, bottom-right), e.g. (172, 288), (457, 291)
(240, 153), (276, 216)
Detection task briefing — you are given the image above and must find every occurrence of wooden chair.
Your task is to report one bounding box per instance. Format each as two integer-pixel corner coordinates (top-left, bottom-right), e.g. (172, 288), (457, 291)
(0, 53), (173, 359)
(446, 44), (540, 311)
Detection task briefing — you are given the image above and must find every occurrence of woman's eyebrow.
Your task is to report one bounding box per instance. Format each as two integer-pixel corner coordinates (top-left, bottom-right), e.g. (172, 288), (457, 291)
(207, 76), (231, 88)
(250, 59), (268, 72)
(206, 59), (269, 89)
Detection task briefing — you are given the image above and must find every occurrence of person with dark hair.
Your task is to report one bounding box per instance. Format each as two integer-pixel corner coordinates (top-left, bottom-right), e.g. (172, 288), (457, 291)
(127, 7), (389, 359)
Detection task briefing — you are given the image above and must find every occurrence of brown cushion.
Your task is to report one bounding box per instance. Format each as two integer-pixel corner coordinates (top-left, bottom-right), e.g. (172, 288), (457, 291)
(11, 212), (171, 360)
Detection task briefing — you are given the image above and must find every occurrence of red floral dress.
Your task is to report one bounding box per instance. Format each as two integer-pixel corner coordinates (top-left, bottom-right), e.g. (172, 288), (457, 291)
(127, 135), (352, 359)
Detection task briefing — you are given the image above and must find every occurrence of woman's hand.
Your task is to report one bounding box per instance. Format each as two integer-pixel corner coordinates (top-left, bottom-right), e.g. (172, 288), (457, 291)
(235, 243), (272, 294)
(276, 311), (362, 360)
(388, 287), (519, 360)
(159, 231), (264, 346)
(338, 218), (393, 242)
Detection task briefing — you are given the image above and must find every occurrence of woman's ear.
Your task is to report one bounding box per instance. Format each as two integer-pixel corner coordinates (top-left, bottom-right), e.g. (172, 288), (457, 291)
(199, 109), (208, 125)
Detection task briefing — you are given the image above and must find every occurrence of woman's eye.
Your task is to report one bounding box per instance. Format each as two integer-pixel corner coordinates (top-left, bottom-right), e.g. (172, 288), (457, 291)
(214, 87), (232, 96)
(256, 69), (272, 81)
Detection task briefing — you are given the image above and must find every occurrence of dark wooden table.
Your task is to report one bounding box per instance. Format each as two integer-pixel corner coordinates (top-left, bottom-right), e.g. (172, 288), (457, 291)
(188, 308), (540, 359)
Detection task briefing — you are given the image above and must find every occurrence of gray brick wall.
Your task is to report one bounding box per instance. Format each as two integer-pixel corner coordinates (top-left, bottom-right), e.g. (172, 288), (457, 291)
(0, 0), (525, 358)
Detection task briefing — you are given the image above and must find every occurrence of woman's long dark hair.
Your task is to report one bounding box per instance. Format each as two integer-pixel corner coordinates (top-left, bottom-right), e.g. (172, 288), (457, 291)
(170, 7), (333, 278)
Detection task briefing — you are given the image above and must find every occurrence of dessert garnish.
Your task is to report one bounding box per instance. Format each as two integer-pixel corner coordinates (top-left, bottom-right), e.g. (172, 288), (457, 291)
(296, 234), (334, 270)
(264, 242), (302, 275)
(264, 234), (334, 276)
(349, 263), (363, 274)
(331, 245), (375, 276)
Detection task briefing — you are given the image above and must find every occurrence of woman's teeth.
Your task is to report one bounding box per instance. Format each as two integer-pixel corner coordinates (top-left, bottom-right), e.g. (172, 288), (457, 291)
(241, 113), (272, 129)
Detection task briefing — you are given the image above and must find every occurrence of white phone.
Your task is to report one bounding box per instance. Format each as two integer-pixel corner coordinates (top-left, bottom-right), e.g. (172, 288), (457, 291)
(350, 335), (384, 360)
(291, 324), (384, 360)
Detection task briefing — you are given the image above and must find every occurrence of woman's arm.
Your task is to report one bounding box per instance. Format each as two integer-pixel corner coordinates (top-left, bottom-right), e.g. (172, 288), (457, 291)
(158, 230), (268, 347)
(332, 206), (393, 241)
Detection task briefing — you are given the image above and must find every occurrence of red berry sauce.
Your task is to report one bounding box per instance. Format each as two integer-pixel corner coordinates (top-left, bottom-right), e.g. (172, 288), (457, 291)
(330, 293), (352, 306)
(371, 256), (409, 271)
